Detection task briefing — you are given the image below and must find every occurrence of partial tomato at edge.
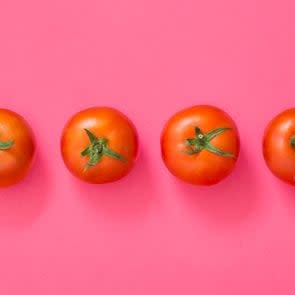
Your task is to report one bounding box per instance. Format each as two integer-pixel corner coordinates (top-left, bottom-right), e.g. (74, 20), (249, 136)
(0, 109), (35, 187)
(61, 107), (138, 184)
(161, 105), (240, 185)
(263, 108), (295, 185)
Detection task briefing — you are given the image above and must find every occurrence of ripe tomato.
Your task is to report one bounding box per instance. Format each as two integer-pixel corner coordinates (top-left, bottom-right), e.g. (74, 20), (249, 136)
(263, 108), (295, 184)
(161, 105), (240, 185)
(61, 107), (138, 183)
(0, 109), (35, 187)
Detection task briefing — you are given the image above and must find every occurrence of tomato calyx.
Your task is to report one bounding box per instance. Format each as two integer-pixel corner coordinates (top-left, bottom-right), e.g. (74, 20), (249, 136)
(0, 140), (14, 150)
(81, 129), (125, 170)
(184, 127), (234, 158)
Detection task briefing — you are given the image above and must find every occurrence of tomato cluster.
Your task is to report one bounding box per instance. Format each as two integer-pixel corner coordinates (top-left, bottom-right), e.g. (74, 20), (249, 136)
(0, 106), (293, 187)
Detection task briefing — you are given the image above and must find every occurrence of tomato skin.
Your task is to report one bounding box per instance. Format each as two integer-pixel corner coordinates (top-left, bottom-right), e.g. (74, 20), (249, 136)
(0, 109), (35, 187)
(161, 105), (240, 185)
(263, 108), (295, 184)
(61, 107), (138, 184)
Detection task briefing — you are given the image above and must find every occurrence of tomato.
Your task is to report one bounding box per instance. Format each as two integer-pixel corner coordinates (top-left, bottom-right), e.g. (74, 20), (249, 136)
(263, 108), (295, 184)
(0, 109), (35, 187)
(161, 105), (240, 185)
(61, 107), (138, 183)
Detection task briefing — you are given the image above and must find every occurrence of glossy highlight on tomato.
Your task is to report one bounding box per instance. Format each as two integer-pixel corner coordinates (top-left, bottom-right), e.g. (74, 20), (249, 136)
(263, 108), (295, 185)
(161, 105), (240, 185)
(61, 107), (138, 183)
(0, 109), (35, 187)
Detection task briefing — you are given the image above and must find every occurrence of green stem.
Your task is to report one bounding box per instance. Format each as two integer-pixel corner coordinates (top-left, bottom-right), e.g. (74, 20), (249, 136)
(81, 129), (125, 170)
(184, 126), (234, 158)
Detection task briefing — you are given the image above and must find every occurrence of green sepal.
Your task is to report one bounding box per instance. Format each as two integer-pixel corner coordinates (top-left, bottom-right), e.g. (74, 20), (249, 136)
(206, 127), (231, 142)
(185, 138), (197, 146)
(81, 146), (91, 156)
(103, 147), (125, 161)
(84, 128), (97, 143)
(206, 142), (234, 158)
(0, 140), (14, 150)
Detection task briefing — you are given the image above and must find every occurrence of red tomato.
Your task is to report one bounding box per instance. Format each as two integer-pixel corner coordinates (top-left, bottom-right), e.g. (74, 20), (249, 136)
(263, 108), (295, 184)
(0, 109), (35, 187)
(161, 105), (240, 185)
(61, 107), (138, 183)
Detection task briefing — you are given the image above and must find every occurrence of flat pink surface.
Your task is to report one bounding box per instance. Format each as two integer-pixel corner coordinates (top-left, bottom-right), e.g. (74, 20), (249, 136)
(0, 0), (295, 294)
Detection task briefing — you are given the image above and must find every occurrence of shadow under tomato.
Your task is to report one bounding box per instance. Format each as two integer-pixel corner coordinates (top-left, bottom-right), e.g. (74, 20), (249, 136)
(0, 149), (50, 229)
(272, 173), (295, 215)
(72, 149), (156, 222)
(171, 147), (260, 229)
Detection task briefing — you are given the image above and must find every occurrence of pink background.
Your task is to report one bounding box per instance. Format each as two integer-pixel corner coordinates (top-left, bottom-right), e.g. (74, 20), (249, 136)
(0, 0), (295, 294)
